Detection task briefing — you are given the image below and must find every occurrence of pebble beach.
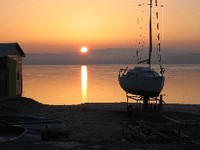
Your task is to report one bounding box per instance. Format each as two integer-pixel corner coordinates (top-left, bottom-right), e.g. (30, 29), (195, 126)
(0, 97), (200, 150)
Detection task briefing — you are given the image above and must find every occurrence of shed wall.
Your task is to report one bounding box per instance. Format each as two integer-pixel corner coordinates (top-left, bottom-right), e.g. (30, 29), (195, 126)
(8, 55), (23, 96)
(7, 57), (17, 97)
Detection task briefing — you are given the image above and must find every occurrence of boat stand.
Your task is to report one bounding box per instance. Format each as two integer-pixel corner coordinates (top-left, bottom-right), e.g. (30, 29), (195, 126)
(126, 93), (164, 112)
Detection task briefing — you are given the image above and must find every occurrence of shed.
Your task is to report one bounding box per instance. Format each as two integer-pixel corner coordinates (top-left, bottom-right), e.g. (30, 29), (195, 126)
(0, 43), (25, 99)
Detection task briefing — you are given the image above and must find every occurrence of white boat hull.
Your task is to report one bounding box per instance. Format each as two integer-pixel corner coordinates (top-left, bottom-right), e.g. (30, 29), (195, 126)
(119, 69), (165, 97)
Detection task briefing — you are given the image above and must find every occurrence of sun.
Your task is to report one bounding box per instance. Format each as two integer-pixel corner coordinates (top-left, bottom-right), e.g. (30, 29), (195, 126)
(80, 46), (88, 53)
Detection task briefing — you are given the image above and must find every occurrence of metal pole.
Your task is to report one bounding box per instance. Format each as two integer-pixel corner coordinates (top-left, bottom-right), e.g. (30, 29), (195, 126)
(126, 93), (129, 112)
(143, 96), (149, 110)
(148, 0), (153, 68)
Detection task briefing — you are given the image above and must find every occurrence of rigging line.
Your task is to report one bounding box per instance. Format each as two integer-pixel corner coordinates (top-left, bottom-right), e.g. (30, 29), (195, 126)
(135, 0), (142, 63)
(154, 0), (163, 65)
(137, 0), (148, 64)
(159, 4), (164, 65)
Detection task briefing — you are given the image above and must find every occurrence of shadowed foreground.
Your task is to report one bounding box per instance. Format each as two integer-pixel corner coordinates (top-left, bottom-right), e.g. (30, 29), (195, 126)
(0, 97), (200, 150)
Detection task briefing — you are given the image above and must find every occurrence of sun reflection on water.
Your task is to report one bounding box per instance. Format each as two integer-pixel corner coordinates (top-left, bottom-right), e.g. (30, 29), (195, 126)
(81, 65), (88, 103)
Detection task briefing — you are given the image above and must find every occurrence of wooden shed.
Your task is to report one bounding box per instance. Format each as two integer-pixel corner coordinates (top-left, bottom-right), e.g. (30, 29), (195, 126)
(0, 43), (25, 99)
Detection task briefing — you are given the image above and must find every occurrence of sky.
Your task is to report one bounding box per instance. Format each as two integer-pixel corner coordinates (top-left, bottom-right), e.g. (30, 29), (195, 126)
(0, 0), (200, 54)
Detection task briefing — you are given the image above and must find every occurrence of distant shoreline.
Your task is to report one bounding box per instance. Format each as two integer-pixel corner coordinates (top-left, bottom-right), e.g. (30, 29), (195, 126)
(22, 63), (200, 65)
(22, 51), (200, 65)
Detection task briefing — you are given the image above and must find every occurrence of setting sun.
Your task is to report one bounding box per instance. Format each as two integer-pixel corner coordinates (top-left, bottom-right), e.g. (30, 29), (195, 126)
(80, 47), (88, 53)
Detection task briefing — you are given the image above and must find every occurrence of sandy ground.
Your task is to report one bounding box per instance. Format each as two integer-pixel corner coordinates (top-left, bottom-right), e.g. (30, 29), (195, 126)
(0, 97), (200, 150)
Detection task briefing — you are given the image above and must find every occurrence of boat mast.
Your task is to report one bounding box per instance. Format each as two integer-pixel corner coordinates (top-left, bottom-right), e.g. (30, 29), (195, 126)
(148, 0), (153, 68)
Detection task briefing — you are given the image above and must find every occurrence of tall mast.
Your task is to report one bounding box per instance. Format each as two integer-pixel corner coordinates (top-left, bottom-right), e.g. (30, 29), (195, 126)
(148, 0), (153, 68)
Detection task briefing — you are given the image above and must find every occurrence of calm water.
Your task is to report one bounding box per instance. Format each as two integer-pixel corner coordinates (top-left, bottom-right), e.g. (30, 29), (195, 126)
(23, 64), (200, 105)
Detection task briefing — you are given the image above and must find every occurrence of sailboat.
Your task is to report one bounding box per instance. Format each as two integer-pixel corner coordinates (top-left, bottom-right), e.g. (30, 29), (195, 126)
(118, 0), (165, 98)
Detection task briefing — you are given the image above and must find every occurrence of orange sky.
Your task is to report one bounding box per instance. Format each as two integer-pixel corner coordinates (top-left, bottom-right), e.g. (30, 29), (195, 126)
(0, 0), (200, 53)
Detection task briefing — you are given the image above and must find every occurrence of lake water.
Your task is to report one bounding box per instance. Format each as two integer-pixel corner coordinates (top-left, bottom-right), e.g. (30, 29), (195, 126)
(23, 64), (200, 105)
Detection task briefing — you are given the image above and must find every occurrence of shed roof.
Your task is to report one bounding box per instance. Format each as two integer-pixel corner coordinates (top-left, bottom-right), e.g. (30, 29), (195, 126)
(0, 43), (25, 57)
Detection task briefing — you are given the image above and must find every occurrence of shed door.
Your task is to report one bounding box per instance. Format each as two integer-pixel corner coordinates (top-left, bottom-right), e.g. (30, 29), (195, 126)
(0, 68), (7, 98)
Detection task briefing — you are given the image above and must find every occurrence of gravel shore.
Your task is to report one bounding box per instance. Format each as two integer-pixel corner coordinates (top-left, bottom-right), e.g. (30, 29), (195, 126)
(0, 97), (200, 150)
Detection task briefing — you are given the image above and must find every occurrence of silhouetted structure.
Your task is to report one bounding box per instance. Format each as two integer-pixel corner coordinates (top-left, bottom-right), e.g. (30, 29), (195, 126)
(0, 43), (25, 99)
